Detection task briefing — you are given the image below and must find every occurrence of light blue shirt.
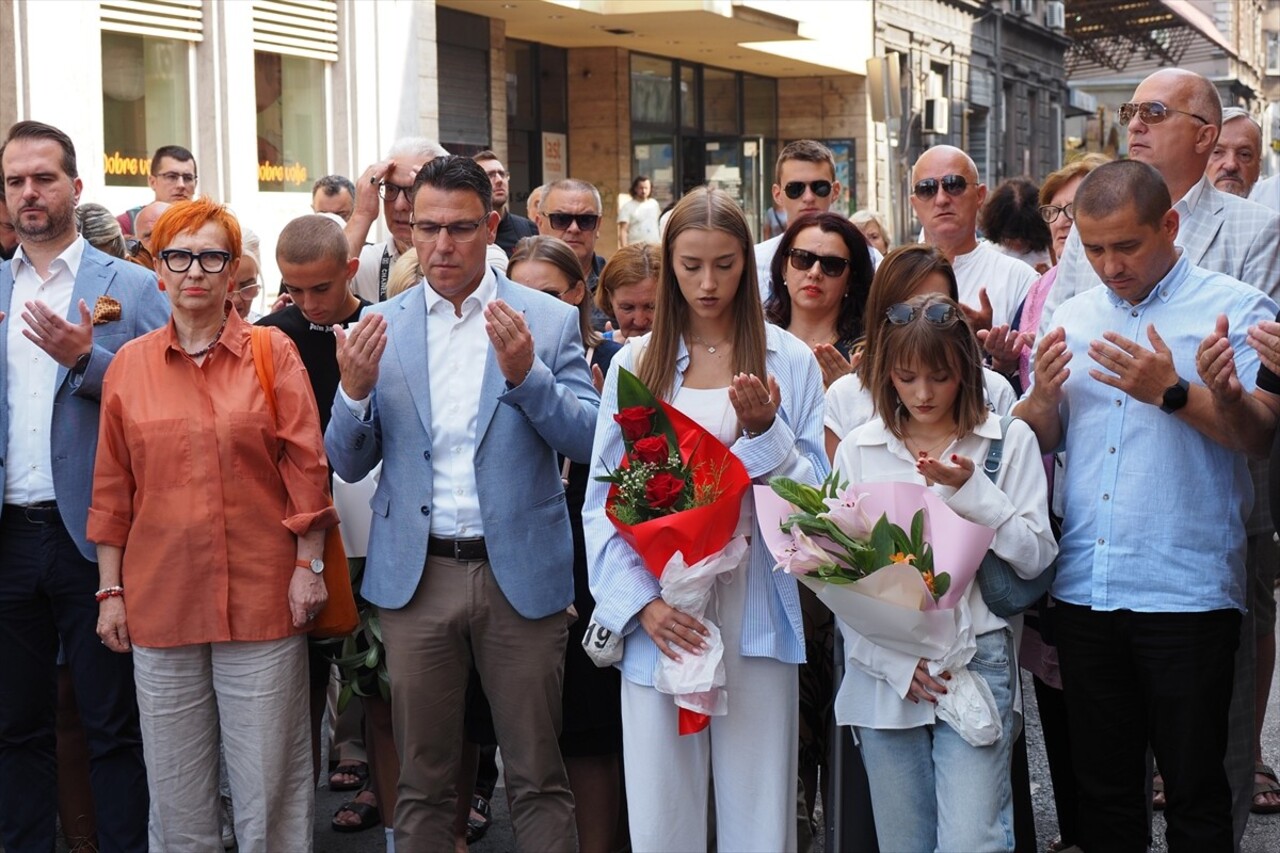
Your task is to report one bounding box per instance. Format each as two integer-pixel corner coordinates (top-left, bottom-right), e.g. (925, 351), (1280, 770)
(584, 324), (829, 685)
(1049, 254), (1277, 613)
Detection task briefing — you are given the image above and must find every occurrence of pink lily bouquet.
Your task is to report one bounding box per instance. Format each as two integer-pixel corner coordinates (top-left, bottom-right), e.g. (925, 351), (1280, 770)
(757, 473), (1005, 746)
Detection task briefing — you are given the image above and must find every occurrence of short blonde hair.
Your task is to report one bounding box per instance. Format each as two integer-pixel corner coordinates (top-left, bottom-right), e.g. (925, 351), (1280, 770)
(386, 251), (422, 299)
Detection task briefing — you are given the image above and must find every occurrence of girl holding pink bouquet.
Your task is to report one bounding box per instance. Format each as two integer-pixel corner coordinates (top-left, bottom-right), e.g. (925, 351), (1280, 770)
(584, 186), (828, 853)
(832, 293), (1057, 851)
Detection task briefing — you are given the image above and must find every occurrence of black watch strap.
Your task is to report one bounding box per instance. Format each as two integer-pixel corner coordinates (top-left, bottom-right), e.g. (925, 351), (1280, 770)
(71, 351), (92, 375)
(1159, 376), (1190, 413)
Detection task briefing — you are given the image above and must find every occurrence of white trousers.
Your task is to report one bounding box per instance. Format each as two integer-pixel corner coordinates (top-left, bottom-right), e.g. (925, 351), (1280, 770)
(621, 561), (799, 853)
(132, 635), (313, 853)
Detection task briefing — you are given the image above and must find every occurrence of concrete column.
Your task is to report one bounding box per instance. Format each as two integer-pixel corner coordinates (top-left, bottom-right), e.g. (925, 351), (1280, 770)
(567, 46), (630, 258)
(489, 17), (506, 162)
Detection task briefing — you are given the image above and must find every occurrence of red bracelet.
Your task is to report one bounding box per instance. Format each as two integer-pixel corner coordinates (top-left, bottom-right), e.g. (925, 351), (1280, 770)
(95, 586), (124, 603)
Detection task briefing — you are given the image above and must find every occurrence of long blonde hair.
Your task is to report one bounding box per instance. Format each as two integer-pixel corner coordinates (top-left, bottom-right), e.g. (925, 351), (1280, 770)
(636, 186), (767, 400)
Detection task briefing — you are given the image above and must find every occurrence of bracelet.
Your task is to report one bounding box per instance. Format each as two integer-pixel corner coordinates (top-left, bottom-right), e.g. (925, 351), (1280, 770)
(95, 585), (124, 603)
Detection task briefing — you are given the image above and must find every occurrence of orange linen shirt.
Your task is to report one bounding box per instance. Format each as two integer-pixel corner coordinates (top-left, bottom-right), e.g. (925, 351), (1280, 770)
(88, 308), (339, 648)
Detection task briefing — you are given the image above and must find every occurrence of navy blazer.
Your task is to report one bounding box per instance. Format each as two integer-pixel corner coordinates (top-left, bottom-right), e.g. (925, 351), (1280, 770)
(0, 243), (170, 559)
(325, 271), (601, 618)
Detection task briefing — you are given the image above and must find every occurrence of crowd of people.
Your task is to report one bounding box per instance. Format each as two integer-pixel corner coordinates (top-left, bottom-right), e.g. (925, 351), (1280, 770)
(3, 62), (1280, 853)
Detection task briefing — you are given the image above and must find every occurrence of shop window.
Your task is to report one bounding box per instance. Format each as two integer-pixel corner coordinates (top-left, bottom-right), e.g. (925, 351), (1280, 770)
(254, 51), (327, 192)
(632, 55), (676, 127)
(702, 68), (739, 136)
(101, 33), (193, 188)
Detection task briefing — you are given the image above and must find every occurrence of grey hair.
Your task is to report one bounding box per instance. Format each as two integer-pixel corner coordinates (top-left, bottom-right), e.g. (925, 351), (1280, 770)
(1221, 106), (1261, 132)
(242, 228), (261, 264)
(385, 137), (451, 163)
(76, 203), (126, 258)
(543, 179), (602, 212)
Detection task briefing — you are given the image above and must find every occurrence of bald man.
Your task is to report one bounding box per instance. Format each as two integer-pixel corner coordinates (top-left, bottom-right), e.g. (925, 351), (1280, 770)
(132, 201), (169, 255)
(909, 145), (1036, 330)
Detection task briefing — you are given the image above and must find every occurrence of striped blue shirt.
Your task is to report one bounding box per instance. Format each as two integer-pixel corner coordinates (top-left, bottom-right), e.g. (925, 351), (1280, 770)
(1050, 254), (1278, 612)
(584, 324), (829, 685)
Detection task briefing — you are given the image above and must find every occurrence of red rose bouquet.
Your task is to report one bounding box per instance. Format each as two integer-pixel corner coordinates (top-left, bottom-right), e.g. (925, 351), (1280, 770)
(597, 368), (752, 734)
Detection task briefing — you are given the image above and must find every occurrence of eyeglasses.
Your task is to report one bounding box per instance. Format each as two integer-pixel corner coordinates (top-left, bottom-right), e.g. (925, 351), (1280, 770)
(1118, 101), (1209, 127)
(410, 217), (488, 243)
(885, 302), (959, 326)
(485, 169), (509, 181)
(159, 248), (232, 274)
(234, 281), (262, 298)
(912, 174), (969, 200)
(155, 171), (197, 184)
(786, 248), (851, 277)
(782, 180), (833, 200)
(546, 212), (601, 232)
(1039, 203), (1075, 224)
(379, 181), (414, 202)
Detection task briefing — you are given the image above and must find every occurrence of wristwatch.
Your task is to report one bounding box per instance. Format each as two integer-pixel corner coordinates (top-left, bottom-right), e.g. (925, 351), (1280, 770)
(71, 351), (91, 375)
(1159, 377), (1190, 414)
(296, 558), (325, 575)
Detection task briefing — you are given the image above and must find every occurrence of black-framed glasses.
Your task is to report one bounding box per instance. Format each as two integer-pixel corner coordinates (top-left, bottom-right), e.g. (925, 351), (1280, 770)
(1118, 101), (1209, 127)
(155, 171), (197, 184)
(378, 181), (414, 202)
(782, 180), (833, 200)
(159, 249), (232, 274)
(786, 248), (851, 277)
(546, 212), (601, 232)
(912, 174), (969, 200)
(1039, 203), (1075, 224)
(410, 217), (488, 243)
(886, 302), (959, 326)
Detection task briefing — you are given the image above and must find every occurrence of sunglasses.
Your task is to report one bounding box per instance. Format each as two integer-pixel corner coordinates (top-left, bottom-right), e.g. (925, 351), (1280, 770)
(885, 302), (959, 326)
(546, 212), (601, 232)
(1039, 203), (1075, 224)
(159, 249), (232, 274)
(786, 248), (850, 277)
(912, 174), (969, 200)
(782, 180), (833, 200)
(1118, 101), (1209, 127)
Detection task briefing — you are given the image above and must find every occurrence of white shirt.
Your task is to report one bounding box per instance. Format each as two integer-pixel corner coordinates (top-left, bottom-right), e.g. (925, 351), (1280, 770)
(352, 240), (400, 304)
(1251, 174), (1280, 213)
(823, 367), (1017, 445)
(5, 237), (86, 503)
(950, 241), (1038, 330)
(342, 266), (497, 537)
(617, 197), (662, 245)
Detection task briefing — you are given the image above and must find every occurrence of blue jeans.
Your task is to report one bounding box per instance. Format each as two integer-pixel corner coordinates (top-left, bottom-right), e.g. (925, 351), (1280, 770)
(856, 629), (1016, 853)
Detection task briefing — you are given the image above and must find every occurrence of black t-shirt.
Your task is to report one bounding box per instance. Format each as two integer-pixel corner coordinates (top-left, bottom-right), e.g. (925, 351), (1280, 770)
(496, 211), (539, 257)
(1256, 311), (1280, 531)
(256, 299), (369, 433)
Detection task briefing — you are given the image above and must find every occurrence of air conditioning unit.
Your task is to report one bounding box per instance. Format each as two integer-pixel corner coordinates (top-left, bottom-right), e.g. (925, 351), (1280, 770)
(1010, 0), (1034, 16)
(923, 98), (950, 135)
(1045, 0), (1065, 31)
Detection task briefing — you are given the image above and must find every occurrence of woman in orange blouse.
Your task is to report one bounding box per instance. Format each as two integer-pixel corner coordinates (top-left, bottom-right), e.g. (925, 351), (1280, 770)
(88, 199), (338, 852)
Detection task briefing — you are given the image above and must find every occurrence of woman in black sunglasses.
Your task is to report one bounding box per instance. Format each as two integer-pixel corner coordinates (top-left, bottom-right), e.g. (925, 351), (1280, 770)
(765, 212), (874, 389)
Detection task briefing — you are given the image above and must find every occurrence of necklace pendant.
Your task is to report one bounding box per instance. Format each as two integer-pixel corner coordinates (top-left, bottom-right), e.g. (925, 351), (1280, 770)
(707, 345), (716, 354)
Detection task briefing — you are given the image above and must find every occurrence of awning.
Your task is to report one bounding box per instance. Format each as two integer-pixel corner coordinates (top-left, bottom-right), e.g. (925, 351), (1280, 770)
(1065, 0), (1236, 76)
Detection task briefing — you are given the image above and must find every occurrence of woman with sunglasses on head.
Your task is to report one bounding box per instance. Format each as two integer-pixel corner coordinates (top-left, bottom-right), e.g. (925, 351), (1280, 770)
(585, 186), (827, 853)
(824, 245), (1019, 460)
(765, 211), (874, 390)
(88, 199), (338, 851)
(831, 293), (1057, 852)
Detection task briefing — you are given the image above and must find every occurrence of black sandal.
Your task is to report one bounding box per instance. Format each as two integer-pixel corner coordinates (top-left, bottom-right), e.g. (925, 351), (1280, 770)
(332, 799), (382, 833)
(328, 761), (370, 792)
(466, 794), (491, 844)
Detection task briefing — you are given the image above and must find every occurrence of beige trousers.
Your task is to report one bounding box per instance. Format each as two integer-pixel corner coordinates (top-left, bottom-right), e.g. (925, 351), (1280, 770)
(132, 635), (313, 853)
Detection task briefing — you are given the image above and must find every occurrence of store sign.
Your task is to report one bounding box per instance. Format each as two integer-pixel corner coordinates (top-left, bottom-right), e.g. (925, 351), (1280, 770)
(103, 151), (150, 178)
(542, 132), (567, 183)
(258, 161), (311, 188)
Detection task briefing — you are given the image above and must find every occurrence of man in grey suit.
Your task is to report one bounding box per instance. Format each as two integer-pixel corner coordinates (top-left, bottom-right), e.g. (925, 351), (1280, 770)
(0, 121), (167, 852)
(327, 155), (599, 850)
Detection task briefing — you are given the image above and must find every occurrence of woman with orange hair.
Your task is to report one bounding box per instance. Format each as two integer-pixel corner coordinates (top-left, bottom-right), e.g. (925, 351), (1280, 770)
(88, 198), (338, 851)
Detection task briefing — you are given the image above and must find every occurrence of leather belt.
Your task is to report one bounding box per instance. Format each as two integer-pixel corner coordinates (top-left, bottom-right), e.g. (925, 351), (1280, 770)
(3, 501), (59, 525)
(428, 535), (488, 562)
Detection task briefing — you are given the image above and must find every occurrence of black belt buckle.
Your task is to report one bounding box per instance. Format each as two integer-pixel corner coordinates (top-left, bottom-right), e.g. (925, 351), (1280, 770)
(4, 502), (59, 525)
(431, 536), (488, 562)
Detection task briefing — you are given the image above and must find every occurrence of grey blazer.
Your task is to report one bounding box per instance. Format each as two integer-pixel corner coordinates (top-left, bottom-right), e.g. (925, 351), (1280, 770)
(0, 243), (170, 559)
(325, 272), (601, 619)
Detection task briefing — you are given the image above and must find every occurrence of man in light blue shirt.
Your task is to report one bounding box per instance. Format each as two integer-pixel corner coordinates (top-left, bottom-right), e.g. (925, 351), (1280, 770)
(1015, 160), (1277, 850)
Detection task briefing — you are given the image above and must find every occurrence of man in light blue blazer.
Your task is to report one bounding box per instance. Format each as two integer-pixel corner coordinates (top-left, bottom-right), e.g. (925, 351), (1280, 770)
(326, 156), (599, 850)
(0, 121), (167, 852)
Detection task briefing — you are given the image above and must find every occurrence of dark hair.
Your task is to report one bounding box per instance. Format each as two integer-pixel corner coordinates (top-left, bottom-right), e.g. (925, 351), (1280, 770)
(1, 120), (78, 180)
(472, 150), (499, 163)
(865, 293), (987, 440)
(1073, 160), (1171, 229)
(277, 214), (349, 268)
(859, 245), (959, 380)
(312, 174), (356, 198)
(150, 145), (195, 174)
(765, 211), (872, 344)
(410, 156), (492, 211)
(978, 178), (1051, 254)
(630, 175), (651, 196)
(773, 139), (836, 184)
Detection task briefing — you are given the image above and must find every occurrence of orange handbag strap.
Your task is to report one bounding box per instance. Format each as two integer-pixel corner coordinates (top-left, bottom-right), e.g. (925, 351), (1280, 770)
(249, 326), (278, 420)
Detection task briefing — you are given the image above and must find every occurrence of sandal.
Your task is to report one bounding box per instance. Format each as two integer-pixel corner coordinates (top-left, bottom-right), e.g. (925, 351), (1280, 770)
(332, 798), (382, 833)
(1253, 762), (1280, 814)
(328, 761), (369, 792)
(466, 794), (491, 844)
(1152, 771), (1165, 811)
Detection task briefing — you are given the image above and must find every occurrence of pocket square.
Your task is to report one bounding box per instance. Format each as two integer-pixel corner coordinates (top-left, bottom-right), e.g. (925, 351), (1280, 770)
(92, 295), (122, 326)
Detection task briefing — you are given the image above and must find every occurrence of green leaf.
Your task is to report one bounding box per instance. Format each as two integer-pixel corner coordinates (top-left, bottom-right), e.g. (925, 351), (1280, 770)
(910, 509), (925, 548)
(337, 681), (355, 714)
(369, 613), (382, 644)
(770, 477), (826, 515)
(932, 572), (951, 598)
(363, 644), (381, 670)
(869, 514), (896, 562)
(616, 367), (680, 450)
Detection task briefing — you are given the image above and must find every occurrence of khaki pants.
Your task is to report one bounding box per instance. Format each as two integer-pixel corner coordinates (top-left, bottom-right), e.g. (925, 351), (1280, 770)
(132, 636), (312, 853)
(380, 555), (576, 851)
